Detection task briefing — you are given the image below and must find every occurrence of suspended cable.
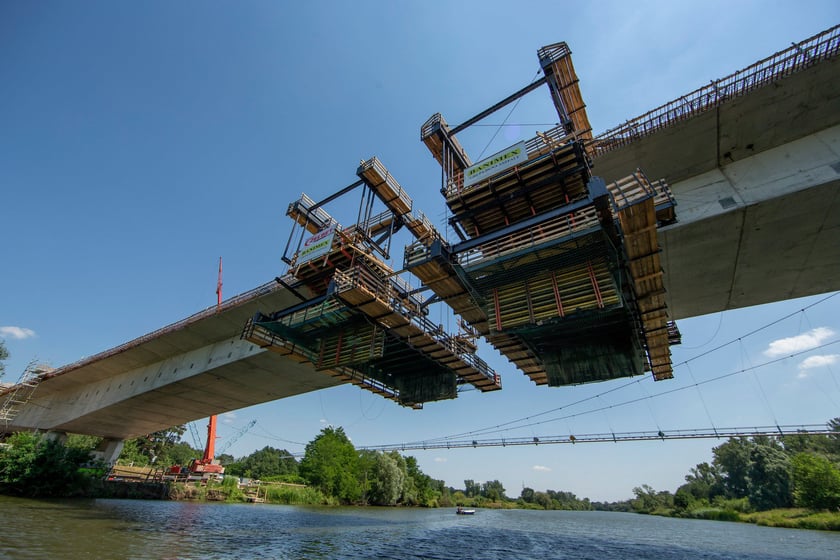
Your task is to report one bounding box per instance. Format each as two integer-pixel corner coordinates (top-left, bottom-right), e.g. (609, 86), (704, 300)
(376, 294), (840, 450)
(476, 70), (542, 161)
(673, 292), (839, 370)
(801, 306), (840, 392)
(637, 375), (663, 434)
(740, 338), (780, 428)
(251, 422), (306, 447)
(680, 311), (724, 350)
(400, 340), (840, 446)
(493, 340), (840, 436)
(416, 376), (643, 444)
(685, 362), (718, 437)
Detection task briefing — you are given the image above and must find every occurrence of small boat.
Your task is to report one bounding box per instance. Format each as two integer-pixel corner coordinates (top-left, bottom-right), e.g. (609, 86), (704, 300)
(456, 507), (476, 515)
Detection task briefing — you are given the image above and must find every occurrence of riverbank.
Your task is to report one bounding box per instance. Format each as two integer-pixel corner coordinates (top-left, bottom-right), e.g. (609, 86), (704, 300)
(742, 508), (840, 531)
(650, 506), (840, 531)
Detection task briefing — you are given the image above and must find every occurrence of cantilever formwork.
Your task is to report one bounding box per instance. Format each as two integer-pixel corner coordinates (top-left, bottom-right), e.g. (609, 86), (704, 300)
(243, 159), (501, 408)
(411, 41), (680, 386)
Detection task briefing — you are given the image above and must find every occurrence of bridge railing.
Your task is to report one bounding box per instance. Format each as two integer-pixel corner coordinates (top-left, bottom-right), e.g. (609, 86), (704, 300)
(32, 279), (286, 385)
(592, 25), (840, 156)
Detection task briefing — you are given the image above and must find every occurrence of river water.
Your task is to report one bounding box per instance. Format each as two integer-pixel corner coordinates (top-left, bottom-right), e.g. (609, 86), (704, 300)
(1, 496), (838, 559)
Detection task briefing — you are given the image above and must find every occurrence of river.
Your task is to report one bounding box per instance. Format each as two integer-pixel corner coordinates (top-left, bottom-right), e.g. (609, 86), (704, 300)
(1, 496), (838, 559)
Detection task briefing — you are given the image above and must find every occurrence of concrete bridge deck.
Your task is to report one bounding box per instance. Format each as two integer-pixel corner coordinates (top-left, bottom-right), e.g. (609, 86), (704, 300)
(2, 281), (343, 440)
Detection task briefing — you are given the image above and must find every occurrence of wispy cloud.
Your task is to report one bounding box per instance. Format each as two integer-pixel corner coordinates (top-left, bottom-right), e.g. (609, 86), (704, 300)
(0, 326), (36, 340)
(221, 412), (238, 424)
(434, 457), (447, 463)
(532, 465), (551, 472)
(764, 327), (835, 357)
(797, 354), (839, 379)
(800, 354), (839, 369)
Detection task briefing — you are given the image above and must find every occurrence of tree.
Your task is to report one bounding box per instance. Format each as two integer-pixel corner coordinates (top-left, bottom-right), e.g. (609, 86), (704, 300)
(156, 441), (200, 469)
(0, 339), (9, 379)
(463, 479), (480, 498)
(116, 439), (150, 466)
(712, 438), (754, 499)
(782, 418), (840, 458)
(367, 451), (404, 506)
(520, 487), (535, 503)
(481, 479), (506, 502)
(682, 462), (723, 502)
(238, 446), (298, 480)
(790, 453), (840, 510)
(747, 444), (791, 510)
(404, 455), (437, 506)
(299, 426), (360, 503)
(0, 432), (94, 497)
(121, 425), (188, 465)
(216, 453), (236, 466)
(631, 484), (673, 514)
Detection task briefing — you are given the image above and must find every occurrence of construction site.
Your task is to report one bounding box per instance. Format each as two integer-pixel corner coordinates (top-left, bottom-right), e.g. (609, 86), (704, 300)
(241, 41), (681, 408)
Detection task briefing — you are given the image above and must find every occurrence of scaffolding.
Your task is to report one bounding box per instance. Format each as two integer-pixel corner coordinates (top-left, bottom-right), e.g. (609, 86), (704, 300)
(0, 361), (52, 429)
(411, 41), (681, 386)
(244, 158), (501, 408)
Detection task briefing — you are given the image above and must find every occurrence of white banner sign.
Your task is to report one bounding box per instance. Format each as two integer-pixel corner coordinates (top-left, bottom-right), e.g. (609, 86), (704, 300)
(297, 226), (336, 265)
(464, 141), (528, 187)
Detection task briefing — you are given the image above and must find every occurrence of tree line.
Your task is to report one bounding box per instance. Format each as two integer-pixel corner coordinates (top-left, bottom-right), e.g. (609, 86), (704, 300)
(627, 418), (840, 516)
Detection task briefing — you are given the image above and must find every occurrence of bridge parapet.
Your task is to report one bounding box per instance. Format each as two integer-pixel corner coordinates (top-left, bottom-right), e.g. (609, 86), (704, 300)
(592, 25), (840, 156)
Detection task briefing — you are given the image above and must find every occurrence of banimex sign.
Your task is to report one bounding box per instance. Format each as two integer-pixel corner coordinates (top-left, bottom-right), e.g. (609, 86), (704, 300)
(463, 141), (528, 188)
(297, 225), (336, 265)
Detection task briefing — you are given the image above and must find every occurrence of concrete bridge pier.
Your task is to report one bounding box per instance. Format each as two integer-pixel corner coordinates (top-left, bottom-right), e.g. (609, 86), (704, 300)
(43, 430), (124, 465)
(92, 439), (124, 465)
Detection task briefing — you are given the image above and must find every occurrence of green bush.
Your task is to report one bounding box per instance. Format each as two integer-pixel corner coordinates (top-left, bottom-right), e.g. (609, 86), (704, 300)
(695, 508), (741, 522)
(263, 484), (335, 505)
(0, 432), (96, 497)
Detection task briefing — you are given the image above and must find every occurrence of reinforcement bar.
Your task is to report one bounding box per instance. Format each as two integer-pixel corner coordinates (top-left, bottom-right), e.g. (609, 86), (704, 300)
(592, 24), (840, 156)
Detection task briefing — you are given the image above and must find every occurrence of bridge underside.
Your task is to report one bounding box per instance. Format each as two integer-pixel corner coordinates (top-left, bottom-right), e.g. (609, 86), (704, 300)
(662, 173), (839, 319)
(592, 55), (840, 319)
(5, 284), (348, 440)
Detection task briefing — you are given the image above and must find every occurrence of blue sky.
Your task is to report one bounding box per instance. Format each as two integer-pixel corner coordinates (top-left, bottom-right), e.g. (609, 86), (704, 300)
(2, 1), (839, 501)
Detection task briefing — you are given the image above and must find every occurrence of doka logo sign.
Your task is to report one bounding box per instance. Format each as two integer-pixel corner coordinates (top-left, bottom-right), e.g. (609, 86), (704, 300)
(464, 141), (528, 187)
(298, 226), (336, 265)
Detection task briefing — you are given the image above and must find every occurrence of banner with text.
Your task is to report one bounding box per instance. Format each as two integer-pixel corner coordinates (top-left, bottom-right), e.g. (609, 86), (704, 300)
(297, 226), (336, 265)
(464, 141), (528, 188)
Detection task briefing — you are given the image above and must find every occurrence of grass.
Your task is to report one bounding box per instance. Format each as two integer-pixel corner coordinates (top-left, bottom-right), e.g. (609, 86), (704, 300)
(741, 508), (840, 531)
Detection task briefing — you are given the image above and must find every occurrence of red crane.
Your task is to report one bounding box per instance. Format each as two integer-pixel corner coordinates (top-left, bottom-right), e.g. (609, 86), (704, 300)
(187, 415), (224, 475)
(166, 259), (226, 479)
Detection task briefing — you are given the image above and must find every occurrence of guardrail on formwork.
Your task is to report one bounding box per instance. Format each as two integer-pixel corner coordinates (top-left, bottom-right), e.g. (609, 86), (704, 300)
(592, 25), (840, 156)
(443, 124), (579, 198)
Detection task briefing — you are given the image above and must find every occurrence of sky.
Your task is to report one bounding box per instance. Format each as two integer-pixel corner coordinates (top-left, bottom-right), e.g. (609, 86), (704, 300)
(2, 1), (839, 502)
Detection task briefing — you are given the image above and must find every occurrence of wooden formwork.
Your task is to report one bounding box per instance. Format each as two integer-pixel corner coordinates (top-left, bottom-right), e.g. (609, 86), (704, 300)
(445, 143), (590, 237)
(420, 113), (473, 174)
(358, 157), (413, 216)
(287, 193), (336, 234)
(617, 197), (674, 380)
(536, 41), (593, 162)
(332, 261), (501, 393)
